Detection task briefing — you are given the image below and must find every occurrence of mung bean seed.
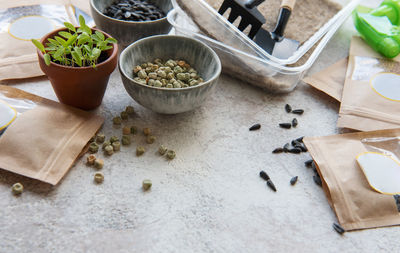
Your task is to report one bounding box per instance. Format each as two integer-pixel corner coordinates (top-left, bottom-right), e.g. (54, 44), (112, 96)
(142, 179), (152, 191)
(103, 141), (111, 150)
(105, 145), (114, 156)
(146, 135), (156, 144)
(122, 126), (131, 135)
(96, 134), (106, 144)
(87, 154), (96, 165)
(89, 142), (99, 153)
(166, 150), (176, 160)
(143, 128), (151, 136)
(112, 141), (121, 151)
(136, 146), (145, 156)
(113, 116), (122, 125)
(94, 159), (104, 170)
(125, 106), (134, 115)
(94, 172), (104, 184)
(120, 111), (128, 120)
(122, 135), (131, 145)
(12, 183), (23, 195)
(110, 136), (119, 143)
(159, 145), (167, 155)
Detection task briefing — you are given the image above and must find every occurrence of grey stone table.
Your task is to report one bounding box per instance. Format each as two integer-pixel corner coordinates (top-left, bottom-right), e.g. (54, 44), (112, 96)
(1, 7), (400, 253)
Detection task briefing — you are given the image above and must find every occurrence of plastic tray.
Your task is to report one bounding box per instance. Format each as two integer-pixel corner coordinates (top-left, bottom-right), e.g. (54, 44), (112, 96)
(167, 0), (360, 93)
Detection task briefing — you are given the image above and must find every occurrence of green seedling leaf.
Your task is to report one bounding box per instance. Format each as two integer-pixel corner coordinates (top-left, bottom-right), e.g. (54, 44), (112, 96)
(64, 22), (76, 32)
(59, 31), (72, 39)
(79, 15), (86, 28)
(54, 36), (67, 47)
(102, 45), (113, 50)
(78, 34), (91, 45)
(54, 47), (65, 59)
(31, 39), (45, 53)
(91, 48), (101, 60)
(91, 33), (100, 42)
(44, 53), (51, 66)
(66, 34), (78, 47)
(47, 38), (60, 46)
(95, 31), (105, 41)
(105, 37), (117, 44)
(71, 50), (82, 67)
(74, 46), (83, 57)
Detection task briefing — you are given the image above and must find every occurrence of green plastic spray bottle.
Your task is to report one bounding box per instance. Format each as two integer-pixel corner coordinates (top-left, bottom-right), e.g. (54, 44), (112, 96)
(354, 0), (400, 58)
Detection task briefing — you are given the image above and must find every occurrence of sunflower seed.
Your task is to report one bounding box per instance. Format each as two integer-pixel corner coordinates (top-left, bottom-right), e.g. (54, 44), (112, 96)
(279, 123), (292, 129)
(267, 180), (277, 192)
(296, 136), (304, 142)
(283, 143), (290, 152)
(259, 170), (270, 181)
(288, 148), (302, 154)
(249, 123), (261, 131)
(292, 109), (304, 115)
(272, 148), (284, 154)
(292, 118), (298, 127)
(333, 223), (345, 235)
(285, 104), (292, 113)
(304, 159), (314, 168)
(290, 176), (298, 185)
(313, 175), (322, 186)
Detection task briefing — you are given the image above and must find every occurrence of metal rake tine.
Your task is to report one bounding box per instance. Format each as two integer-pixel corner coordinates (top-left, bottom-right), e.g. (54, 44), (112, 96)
(237, 19), (250, 32)
(227, 9), (239, 23)
(218, 0), (231, 15)
(248, 24), (262, 39)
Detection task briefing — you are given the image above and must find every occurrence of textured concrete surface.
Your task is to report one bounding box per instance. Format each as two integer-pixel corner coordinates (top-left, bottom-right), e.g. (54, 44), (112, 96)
(1, 1), (400, 252)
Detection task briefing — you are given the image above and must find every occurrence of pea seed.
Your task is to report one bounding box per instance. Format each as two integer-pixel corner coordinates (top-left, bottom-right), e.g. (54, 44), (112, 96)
(112, 141), (121, 151)
(167, 72), (174, 80)
(12, 183), (23, 195)
(87, 154), (97, 165)
(122, 135), (131, 145)
(136, 146), (145, 156)
(96, 134), (105, 144)
(89, 142), (99, 153)
(148, 79), (156, 86)
(125, 106), (135, 115)
(120, 111), (128, 120)
(122, 126), (131, 135)
(142, 179), (152, 191)
(148, 72), (157, 79)
(157, 70), (167, 78)
(143, 128), (151, 136)
(166, 150), (176, 160)
(104, 145), (114, 156)
(94, 159), (104, 170)
(130, 126), (138, 134)
(189, 80), (198, 86)
(166, 84), (173, 88)
(154, 80), (162, 87)
(133, 66), (142, 74)
(140, 63), (148, 68)
(138, 69), (147, 79)
(110, 136), (119, 143)
(173, 82), (181, 88)
(174, 66), (183, 73)
(94, 172), (104, 183)
(102, 141), (111, 150)
(182, 84), (189, 88)
(159, 145), (167, 155)
(113, 116), (122, 125)
(161, 79), (168, 86)
(177, 60), (186, 67)
(154, 58), (162, 64)
(177, 73), (189, 81)
(146, 135), (156, 144)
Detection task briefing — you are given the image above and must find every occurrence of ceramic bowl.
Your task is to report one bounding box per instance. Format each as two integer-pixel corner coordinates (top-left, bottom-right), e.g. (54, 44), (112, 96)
(119, 35), (221, 114)
(90, 0), (173, 49)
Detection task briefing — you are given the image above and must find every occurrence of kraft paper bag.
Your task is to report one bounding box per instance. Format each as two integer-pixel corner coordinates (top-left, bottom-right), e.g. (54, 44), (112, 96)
(0, 0), (91, 81)
(0, 85), (103, 185)
(304, 128), (400, 231)
(337, 37), (400, 131)
(302, 57), (348, 102)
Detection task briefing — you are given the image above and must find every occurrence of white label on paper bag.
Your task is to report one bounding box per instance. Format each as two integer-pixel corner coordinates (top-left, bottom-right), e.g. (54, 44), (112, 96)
(357, 152), (400, 195)
(370, 72), (400, 102)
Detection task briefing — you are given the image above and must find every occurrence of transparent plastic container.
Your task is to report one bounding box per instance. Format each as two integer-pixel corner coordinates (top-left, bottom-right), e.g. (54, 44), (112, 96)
(167, 0), (361, 93)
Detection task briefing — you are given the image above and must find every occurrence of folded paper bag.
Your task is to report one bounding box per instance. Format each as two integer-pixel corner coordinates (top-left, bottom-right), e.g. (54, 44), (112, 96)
(0, 85), (103, 185)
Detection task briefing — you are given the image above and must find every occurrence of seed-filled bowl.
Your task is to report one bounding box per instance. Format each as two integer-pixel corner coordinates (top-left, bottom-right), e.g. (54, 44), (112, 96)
(90, 0), (173, 49)
(119, 35), (221, 114)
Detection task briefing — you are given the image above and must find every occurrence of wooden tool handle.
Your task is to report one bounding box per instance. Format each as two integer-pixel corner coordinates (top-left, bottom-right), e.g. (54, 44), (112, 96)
(281, 0), (296, 10)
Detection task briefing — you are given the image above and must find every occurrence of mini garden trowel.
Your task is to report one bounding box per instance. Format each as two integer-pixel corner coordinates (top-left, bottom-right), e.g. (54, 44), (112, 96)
(254, 0), (299, 59)
(218, 0), (266, 39)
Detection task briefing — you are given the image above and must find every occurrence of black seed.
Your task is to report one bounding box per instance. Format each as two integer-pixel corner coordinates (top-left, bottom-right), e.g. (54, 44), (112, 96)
(304, 159), (314, 167)
(267, 180), (277, 192)
(292, 109), (304, 115)
(290, 176), (298, 185)
(249, 123), (261, 131)
(259, 170), (270, 181)
(291, 140), (302, 147)
(283, 143), (290, 152)
(272, 148), (284, 154)
(285, 104), (292, 113)
(292, 118), (298, 127)
(313, 175), (322, 186)
(394, 195), (400, 212)
(279, 123), (292, 129)
(333, 223), (345, 235)
(296, 136), (304, 143)
(297, 145), (308, 152)
(288, 148), (302, 154)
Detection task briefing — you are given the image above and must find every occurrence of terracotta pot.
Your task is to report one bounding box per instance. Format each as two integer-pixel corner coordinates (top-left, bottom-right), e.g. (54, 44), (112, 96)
(37, 27), (118, 110)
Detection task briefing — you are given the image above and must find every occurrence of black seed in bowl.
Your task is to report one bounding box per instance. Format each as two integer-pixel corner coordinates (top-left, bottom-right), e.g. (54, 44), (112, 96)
(103, 0), (166, 22)
(249, 123), (261, 131)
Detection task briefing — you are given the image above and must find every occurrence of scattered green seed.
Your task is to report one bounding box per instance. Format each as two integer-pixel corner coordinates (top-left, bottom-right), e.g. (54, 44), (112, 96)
(102, 141), (111, 150)
(122, 135), (131, 145)
(136, 146), (145, 156)
(104, 145), (114, 156)
(166, 150), (176, 160)
(87, 154), (96, 166)
(142, 179), (152, 191)
(89, 142), (99, 153)
(146, 135), (156, 144)
(96, 134), (106, 144)
(109, 136), (119, 143)
(113, 116), (122, 125)
(120, 111), (128, 120)
(94, 159), (104, 170)
(143, 128), (151, 136)
(122, 126), (131, 135)
(125, 106), (135, 115)
(94, 172), (104, 183)
(112, 141), (121, 151)
(12, 183), (23, 195)
(159, 145), (167, 155)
